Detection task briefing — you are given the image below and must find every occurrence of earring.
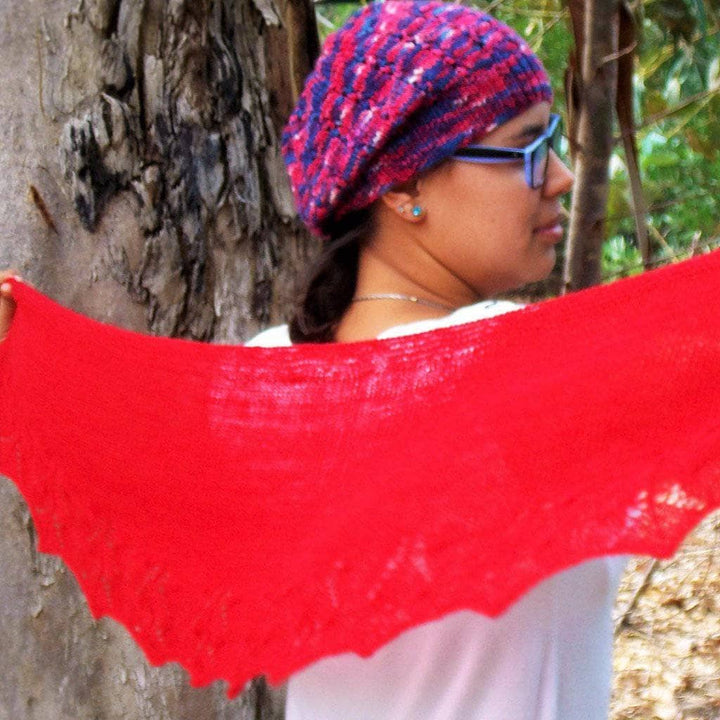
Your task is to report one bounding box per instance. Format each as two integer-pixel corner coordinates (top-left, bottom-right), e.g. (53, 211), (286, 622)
(411, 205), (423, 218)
(397, 205), (406, 213)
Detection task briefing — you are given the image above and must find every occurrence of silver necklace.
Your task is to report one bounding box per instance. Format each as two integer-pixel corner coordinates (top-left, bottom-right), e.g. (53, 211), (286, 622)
(352, 293), (456, 312)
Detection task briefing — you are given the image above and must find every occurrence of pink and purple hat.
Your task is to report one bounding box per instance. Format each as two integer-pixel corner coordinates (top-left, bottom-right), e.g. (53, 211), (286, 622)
(282, 1), (552, 237)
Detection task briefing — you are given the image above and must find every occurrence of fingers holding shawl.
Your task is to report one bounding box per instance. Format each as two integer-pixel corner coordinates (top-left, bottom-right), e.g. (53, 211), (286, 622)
(0, 269), (18, 342)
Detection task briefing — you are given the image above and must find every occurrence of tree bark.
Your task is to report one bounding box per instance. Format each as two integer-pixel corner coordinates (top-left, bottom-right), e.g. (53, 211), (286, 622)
(563, 0), (621, 291)
(0, 0), (318, 717)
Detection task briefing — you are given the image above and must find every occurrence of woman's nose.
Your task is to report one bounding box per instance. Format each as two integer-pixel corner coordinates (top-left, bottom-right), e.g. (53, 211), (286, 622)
(543, 150), (574, 198)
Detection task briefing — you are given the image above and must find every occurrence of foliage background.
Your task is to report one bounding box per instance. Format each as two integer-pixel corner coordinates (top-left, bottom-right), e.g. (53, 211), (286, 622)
(318, 0), (720, 283)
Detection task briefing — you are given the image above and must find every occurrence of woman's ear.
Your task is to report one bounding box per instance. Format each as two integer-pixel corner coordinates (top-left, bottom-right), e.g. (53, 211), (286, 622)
(380, 184), (425, 222)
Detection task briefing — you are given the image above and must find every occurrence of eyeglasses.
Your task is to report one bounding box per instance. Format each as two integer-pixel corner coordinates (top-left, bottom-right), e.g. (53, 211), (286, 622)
(452, 114), (562, 189)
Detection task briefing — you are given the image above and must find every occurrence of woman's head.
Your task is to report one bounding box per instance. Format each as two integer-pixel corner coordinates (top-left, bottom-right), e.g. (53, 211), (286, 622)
(282, 0), (553, 238)
(378, 101), (573, 303)
(285, 1), (572, 342)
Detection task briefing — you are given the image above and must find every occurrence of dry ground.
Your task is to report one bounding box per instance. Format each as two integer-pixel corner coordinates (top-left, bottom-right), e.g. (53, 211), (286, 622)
(612, 511), (720, 719)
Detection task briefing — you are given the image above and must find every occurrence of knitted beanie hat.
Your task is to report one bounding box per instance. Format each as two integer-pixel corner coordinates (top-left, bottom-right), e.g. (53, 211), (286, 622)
(282, 0), (552, 237)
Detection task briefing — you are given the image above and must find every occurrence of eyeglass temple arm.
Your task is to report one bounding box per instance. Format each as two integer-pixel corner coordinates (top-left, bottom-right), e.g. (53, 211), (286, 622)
(453, 153), (525, 164)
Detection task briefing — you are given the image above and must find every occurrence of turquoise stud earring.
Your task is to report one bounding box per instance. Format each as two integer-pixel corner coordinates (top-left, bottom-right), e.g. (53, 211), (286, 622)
(411, 205), (423, 218)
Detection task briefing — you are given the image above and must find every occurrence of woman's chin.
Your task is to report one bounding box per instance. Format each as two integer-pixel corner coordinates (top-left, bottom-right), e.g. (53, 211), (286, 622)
(528, 249), (557, 284)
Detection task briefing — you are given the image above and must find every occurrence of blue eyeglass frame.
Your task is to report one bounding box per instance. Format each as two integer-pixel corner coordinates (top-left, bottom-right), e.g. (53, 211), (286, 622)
(452, 113), (562, 189)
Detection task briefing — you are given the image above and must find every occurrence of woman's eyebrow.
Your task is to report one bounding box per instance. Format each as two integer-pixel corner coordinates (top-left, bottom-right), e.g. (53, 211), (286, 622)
(510, 123), (546, 142)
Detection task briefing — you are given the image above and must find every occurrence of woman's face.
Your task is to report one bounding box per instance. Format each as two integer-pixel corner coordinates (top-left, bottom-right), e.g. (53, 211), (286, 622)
(413, 102), (574, 301)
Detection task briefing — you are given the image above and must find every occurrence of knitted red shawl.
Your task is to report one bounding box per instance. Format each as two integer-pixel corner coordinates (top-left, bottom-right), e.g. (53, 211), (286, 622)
(1, 251), (720, 695)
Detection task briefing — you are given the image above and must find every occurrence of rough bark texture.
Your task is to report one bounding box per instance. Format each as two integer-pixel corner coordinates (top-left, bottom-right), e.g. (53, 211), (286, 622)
(0, 0), (318, 716)
(614, 1), (648, 267)
(563, 0), (621, 291)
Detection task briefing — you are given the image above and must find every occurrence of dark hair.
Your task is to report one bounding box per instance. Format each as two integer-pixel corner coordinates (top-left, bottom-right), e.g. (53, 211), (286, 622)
(289, 209), (375, 343)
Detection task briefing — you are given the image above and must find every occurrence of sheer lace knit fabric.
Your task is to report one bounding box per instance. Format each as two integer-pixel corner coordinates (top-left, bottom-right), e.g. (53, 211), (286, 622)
(1, 251), (719, 695)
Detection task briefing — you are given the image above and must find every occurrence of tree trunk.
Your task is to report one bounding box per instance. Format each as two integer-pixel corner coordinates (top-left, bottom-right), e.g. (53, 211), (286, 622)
(0, 0), (318, 717)
(563, 0), (620, 291)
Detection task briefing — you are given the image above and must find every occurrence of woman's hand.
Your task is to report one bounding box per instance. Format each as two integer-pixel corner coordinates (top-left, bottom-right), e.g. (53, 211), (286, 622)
(0, 270), (18, 343)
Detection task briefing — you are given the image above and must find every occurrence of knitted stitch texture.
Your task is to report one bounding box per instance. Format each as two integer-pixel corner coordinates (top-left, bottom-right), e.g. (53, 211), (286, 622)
(282, 0), (552, 236)
(3, 251), (720, 694)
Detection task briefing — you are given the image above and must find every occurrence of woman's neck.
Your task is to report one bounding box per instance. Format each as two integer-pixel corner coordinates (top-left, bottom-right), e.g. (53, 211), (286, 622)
(334, 296), (452, 342)
(334, 246), (462, 342)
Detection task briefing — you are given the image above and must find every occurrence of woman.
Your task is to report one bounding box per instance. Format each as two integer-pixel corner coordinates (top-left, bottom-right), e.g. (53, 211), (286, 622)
(0, 2), (625, 718)
(273, 0), (574, 347)
(249, 3), (625, 720)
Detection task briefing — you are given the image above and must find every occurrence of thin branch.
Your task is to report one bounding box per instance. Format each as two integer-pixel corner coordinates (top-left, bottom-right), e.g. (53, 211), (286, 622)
(648, 222), (675, 256)
(638, 24), (720, 86)
(615, 86), (720, 138)
(665, 92), (719, 140)
(601, 39), (637, 65)
(601, 238), (720, 283)
(615, 559), (661, 636)
(483, 0), (511, 14)
(604, 189), (718, 224)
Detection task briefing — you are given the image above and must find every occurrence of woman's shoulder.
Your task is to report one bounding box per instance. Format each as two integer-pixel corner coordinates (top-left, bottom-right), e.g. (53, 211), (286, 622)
(377, 299), (523, 339)
(245, 299), (523, 346)
(245, 324), (292, 347)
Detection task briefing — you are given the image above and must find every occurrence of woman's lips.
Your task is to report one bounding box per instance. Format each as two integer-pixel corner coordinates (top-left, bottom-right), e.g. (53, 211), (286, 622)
(533, 218), (565, 243)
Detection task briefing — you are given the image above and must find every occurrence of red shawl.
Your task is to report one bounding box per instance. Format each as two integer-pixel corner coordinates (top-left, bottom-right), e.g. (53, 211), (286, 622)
(1, 252), (720, 695)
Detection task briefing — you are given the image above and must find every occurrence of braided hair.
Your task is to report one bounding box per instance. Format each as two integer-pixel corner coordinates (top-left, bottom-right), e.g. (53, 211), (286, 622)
(289, 209), (375, 344)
